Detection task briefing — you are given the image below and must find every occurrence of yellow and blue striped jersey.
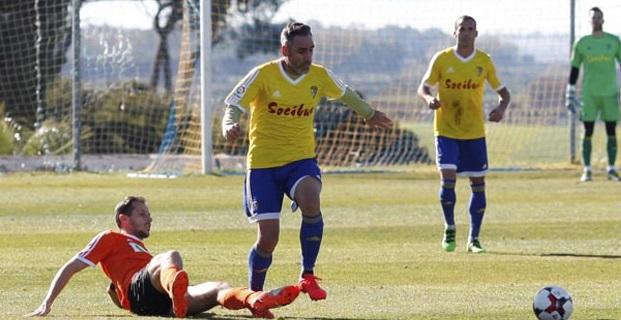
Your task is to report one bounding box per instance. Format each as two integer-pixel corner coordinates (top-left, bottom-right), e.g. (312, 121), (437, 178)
(225, 59), (346, 169)
(422, 47), (503, 139)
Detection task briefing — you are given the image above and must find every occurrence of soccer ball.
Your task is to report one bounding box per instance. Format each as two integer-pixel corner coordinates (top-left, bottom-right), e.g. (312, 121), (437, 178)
(533, 286), (573, 320)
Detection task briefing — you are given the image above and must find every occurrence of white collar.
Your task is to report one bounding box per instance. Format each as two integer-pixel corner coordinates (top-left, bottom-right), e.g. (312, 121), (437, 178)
(452, 47), (476, 62)
(278, 59), (307, 85)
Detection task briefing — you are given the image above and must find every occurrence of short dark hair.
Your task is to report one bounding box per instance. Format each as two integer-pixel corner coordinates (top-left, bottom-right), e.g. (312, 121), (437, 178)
(590, 7), (603, 16)
(454, 15), (476, 30)
(280, 22), (312, 46)
(114, 196), (146, 228)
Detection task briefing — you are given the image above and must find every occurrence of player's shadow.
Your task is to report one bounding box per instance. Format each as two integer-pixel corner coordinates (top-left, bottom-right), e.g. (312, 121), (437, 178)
(188, 314), (247, 319)
(189, 314), (373, 320)
(488, 251), (621, 259)
(188, 314), (243, 319)
(282, 318), (376, 320)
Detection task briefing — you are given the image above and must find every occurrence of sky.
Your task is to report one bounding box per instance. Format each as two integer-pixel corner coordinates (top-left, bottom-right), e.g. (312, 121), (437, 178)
(81, 1), (158, 30)
(81, 0), (621, 35)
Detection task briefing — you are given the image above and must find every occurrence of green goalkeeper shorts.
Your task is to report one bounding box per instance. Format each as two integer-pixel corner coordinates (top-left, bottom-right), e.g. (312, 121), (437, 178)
(581, 94), (620, 122)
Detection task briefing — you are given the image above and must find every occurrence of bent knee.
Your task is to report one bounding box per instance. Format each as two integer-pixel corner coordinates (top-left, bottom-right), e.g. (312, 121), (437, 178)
(166, 250), (182, 263)
(151, 250), (184, 269)
(257, 237), (279, 253)
(215, 281), (232, 291)
(296, 194), (321, 215)
(294, 177), (321, 212)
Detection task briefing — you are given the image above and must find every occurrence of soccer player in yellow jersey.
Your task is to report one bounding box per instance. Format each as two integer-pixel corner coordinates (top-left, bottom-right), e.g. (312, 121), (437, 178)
(222, 22), (392, 300)
(417, 16), (510, 253)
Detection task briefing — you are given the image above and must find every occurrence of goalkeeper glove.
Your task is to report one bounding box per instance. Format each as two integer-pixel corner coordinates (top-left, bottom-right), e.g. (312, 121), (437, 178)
(565, 84), (579, 114)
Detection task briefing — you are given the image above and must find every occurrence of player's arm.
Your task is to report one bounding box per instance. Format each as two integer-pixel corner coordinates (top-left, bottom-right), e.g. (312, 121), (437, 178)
(417, 83), (441, 110)
(222, 105), (243, 142)
(568, 67), (579, 85)
(615, 36), (621, 68)
(222, 67), (260, 142)
(107, 282), (122, 309)
(488, 87), (511, 122)
(337, 87), (392, 128)
(565, 67), (580, 113)
(417, 55), (441, 110)
(26, 257), (89, 317)
(566, 41), (582, 113)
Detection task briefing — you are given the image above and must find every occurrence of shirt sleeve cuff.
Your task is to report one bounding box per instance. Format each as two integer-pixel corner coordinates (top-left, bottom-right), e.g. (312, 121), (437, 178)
(76, 255), (96, 267)
(493, 84), (506, 92)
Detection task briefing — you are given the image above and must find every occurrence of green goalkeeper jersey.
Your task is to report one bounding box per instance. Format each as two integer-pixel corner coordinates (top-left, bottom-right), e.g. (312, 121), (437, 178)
(571, 32), (621, 97)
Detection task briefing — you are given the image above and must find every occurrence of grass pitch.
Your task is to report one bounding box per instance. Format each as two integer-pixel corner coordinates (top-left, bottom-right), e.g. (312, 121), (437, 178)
(1, 170), (620, 319)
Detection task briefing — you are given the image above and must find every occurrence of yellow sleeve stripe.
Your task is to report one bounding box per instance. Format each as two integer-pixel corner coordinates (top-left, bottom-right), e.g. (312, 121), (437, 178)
(325, 68), (347, 99)
(224, 66), (260, 108)
(337, 86), (375, 120)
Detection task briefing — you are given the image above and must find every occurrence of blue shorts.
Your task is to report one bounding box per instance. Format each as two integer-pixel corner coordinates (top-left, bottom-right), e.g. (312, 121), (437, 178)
(243, 158), (321, 223)
(435, 136), (488, 177)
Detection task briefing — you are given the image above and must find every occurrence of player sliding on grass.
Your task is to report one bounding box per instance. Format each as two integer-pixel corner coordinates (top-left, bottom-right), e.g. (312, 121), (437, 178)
(565, 7), (621, 182)
(222, 22), (392, 300)
(27, 196), (299, 319)
(417, 15), (510, 253)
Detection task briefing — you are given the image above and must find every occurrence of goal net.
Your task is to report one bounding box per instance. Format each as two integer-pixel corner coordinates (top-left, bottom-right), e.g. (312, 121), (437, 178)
(1, 0), (619, 173)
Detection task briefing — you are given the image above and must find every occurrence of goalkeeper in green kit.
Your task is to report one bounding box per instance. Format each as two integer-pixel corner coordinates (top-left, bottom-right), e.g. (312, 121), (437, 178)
(566, 7), (621, 181)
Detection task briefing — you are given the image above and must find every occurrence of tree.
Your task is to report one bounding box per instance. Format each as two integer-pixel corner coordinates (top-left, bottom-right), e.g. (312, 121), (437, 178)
(0, 0), (288, 132)
(151, 0), (183, 94)
(0, 1), (72, 129)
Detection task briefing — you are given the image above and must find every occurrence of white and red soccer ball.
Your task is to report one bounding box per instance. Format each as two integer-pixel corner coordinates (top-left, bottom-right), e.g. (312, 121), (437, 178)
(533, 286), (573, 320)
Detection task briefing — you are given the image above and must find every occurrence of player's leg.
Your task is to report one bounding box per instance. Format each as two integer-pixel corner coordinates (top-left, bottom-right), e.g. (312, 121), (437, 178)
(286, 159), (326, 300)
(466, 176), (486, 253)
(186, 281), (231, 315)
(439, 169), (457, 252)
(294, 176), (323, 276)
(249, 220), (279, 291)
(436, 136), (459, 252)
(146, 250), (189, 317)
(601, 94), (619, 180)
(127, 267), (177, 317)
(580, 94), (597, 181)
(215, 283), (300, 319)
(459, 138), (488, 253)
(244, 168), (283, 291)
(605, 121), (619, 180)
(186, 281), (299, 319)
(581, 121), (595, 181)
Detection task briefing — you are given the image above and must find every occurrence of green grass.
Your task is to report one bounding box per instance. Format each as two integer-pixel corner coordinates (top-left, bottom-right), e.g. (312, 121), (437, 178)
(1, 170), (620, 319)
(401, 121), (614, 170)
